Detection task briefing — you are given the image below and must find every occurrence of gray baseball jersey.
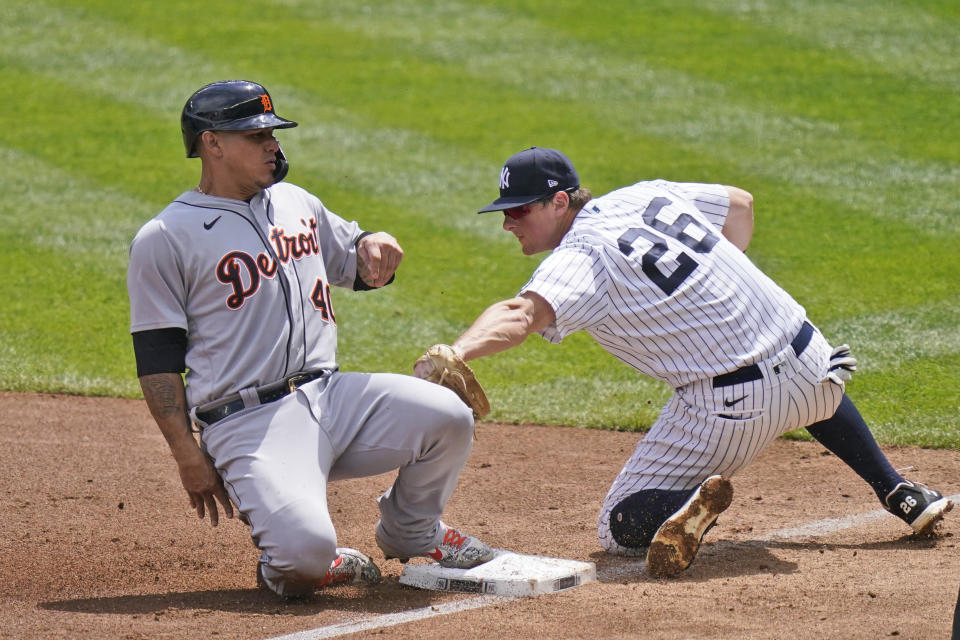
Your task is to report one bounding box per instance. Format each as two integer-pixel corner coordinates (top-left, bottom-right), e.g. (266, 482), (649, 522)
(517, 180), (843, 554)
(127, 183), (476, 596)
(128, 183), (356, 408)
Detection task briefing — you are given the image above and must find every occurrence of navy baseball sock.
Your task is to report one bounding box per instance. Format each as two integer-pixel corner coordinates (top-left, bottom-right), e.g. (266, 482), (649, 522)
(805, 394), (904, 502)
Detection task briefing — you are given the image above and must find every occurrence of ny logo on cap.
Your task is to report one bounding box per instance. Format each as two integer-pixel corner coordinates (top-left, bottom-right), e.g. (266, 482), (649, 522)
(500, 166), (510, 189)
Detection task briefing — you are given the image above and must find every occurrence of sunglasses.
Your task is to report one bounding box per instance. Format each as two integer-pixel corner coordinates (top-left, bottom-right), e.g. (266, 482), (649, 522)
(503, 204), (533, 220)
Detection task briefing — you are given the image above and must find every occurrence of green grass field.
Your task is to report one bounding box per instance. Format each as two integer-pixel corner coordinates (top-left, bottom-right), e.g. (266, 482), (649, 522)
(1, 0), (957, 446)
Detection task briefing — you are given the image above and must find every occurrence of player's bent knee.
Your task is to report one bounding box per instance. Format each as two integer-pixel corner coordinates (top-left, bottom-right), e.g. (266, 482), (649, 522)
(258, 505), (338, 583)
(605, 489), (694, 549)
(268, 527), (338, 583)
(597, 512), (646, 556)
(608, 504), (658, 549)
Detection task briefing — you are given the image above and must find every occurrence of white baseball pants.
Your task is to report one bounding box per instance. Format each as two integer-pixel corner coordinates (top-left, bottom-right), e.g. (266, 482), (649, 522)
(598, 325), (844, 555)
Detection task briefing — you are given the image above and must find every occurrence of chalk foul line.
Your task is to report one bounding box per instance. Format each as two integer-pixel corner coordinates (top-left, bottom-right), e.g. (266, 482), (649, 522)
(265, 595), (515, 640)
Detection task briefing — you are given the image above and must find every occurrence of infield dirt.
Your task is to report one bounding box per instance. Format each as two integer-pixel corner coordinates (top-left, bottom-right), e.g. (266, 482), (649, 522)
(1, 391), (957, 639)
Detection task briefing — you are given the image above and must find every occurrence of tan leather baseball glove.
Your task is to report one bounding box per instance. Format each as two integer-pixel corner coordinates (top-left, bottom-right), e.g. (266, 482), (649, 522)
(414, 344), (490, 419)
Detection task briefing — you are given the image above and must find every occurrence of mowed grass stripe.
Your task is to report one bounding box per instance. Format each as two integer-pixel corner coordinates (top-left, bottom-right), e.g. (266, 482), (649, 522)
(469, 0), (958, 163)
(692, 0), (960, 88)
(13, 0), (956, 237)
(266, 0), (957, 235)
(786, 301), (960, 445)
(0, 0), (514, 241)
(0, 1), (219, 112)
(845, 353), (960, 448)
(0, 142), (146, 395)
(827, 299), (960, 370)
(0, 146), (154, 257)
(0, 238), (138, 396)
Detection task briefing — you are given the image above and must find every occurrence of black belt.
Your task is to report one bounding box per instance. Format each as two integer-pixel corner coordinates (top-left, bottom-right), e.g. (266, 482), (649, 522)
(712, 321), (814, 388)
(195, 370), (329, 426)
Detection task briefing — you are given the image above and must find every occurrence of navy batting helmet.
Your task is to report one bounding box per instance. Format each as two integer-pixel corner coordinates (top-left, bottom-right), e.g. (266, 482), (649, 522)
(180, 80), (298, 158)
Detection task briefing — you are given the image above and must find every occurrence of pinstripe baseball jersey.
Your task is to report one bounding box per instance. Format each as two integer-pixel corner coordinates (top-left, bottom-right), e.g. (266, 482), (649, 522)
(520, 180), (806, 388)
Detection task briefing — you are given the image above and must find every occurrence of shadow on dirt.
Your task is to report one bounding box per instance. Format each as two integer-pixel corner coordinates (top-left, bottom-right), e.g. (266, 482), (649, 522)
(38, 583), (443, 616)
(589, 542), (798, 584)
(587, 533), (947, 584)
(754, 532), (946, 552)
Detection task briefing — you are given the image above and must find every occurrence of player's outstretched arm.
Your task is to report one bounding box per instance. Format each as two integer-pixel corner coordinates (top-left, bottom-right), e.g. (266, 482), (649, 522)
(721, 186), (754, 251)
(412, 292), (554, 418)
(138, 373), (234, 527)
(452, 292), (556, 362)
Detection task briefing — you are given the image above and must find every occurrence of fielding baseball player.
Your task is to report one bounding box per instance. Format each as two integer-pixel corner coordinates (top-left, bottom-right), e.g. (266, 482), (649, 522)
(127, 80), (494, 600)
(416, 146), (953, 577)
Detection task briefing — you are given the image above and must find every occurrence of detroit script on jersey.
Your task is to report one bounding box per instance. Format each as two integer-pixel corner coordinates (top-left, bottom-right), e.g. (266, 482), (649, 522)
(128, 183), (362, 406)
(216, 216), (328, 313)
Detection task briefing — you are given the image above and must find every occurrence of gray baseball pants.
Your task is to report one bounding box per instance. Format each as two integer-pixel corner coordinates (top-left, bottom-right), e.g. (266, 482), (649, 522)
(200, 371), (474, 596)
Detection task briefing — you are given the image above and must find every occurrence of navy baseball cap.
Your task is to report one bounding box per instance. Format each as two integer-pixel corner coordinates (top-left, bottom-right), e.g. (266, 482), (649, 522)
(477, 147), (579, 213)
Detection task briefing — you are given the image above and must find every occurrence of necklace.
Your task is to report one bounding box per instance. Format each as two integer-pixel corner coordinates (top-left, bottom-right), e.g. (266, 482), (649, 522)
(196, 185), (207, 195)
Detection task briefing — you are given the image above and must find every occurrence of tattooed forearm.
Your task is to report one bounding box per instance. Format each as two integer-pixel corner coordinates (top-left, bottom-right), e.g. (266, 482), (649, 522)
(138, 373), (197, 456)
(139, 373), (187, 420)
